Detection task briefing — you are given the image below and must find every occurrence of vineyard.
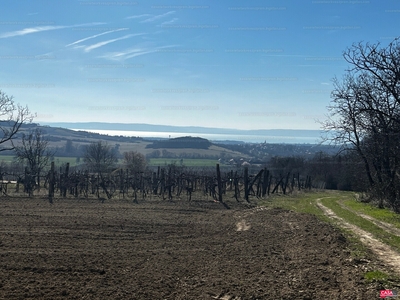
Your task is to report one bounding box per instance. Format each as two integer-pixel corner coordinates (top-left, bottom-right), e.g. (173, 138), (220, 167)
(1, 161), (399, 299)
(0, 162), (317, 206)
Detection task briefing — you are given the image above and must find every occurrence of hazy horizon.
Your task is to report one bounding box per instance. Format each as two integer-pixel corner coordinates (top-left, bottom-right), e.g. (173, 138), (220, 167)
(71, 128), (323, 144)
(40, 121), (325, 143)
(41, 121), (325, 132)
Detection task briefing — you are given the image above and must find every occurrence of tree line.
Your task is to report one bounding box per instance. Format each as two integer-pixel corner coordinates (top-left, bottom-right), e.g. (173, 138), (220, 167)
(322, 37), (400, 212)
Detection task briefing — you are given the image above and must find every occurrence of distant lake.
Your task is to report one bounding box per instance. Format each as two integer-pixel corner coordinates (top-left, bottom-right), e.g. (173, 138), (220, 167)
(70, 128), (322, 144)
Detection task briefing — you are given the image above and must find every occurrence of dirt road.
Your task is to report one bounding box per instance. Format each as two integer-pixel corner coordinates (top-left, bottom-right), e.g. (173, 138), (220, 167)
(316, 198), (400, 275)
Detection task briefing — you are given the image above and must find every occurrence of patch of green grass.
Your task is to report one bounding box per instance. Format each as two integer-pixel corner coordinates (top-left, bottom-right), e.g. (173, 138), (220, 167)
(52, 157), (81, 166)
(148, 158), (223, 167)
(0, 155), (83, 168)
(343, 198), (400, 229)
(259, 191), (380, 259)
(320, 196), (400, 252)
(260, 190), (400, 281)
(364, 270), (391, 283)
(258, 191), (333, 223)
(343, 229), (371, 258)
(0, 154), (225, 168)
(0, 155), (15, 163)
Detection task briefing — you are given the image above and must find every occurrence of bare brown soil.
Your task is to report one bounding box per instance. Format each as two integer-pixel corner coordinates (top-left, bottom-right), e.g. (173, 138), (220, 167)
(0, 196), (387, 299)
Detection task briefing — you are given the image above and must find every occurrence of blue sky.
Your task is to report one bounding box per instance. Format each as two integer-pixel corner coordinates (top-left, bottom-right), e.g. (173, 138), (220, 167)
(0, 0), (399, 130)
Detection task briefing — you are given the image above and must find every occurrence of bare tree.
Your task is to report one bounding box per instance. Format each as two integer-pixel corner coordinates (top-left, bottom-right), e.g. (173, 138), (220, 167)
(0, 90), (34, 151)
(322, 37), (400, 211)
(84, 141), (118, 199)
(123, 151), (147, 173)
(14, 128), (54, 191)
(83, 141), (118, 174)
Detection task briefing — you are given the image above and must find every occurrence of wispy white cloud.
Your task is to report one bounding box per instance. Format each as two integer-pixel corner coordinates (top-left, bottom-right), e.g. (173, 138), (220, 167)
(101, 48), (154, 60)
(124, 49), (157, 59)
(66, 28), (129, 47)
(101, 45), (177, 60)
(140, 11), (175, 23)
(0, 22), (105, 38)
(0, 25), (66, 38)
(84, 33), (145, 52)
(126, 14), (151, 19)
(161, 18), (178, 26)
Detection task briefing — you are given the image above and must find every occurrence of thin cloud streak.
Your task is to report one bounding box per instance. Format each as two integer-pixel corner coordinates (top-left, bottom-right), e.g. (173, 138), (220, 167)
(66, 28), (129, 47)
(101, 48), (154, 60)
(0, 22), (105, 38)
(101, 45), (177, 60)
(161, 18), (178, 26)
(84, 33), (145, 52)
(126, 14), (151, 19)
(140, 11), (175, 23)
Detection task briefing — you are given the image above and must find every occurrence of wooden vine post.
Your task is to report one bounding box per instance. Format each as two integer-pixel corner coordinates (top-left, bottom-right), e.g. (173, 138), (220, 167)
(244, 166), (249, 202)
(216, 164), (229, 209)
(262, 168), (269, 197)
(216, 164), (223, 202)
(48, 161), (55, 203)
(61, 163), (69, 197)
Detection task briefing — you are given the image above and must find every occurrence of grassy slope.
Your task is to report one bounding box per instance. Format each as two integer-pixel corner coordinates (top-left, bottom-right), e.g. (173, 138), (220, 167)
(259, 190), (400, 251)
(259, 190), (400, 283)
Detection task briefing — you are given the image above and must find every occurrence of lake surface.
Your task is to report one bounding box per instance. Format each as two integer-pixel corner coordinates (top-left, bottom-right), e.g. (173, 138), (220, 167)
(70, 128), (322, 144)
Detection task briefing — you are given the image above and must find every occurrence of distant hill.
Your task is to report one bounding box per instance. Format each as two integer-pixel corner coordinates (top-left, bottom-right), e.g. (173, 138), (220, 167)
(146, 136), (212, 149)
(0, 121), (338, 160)
(40, 121), (324, 140)
(0, 122), (245, 159)
(7, 122), (143, 143)
(0, 121), (143, 156)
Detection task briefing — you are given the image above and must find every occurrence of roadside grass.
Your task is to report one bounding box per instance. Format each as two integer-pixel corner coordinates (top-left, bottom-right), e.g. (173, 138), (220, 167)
(343, 229), (372, 258)
(258, 190), (331, 222)
(260, 190), (400, 253)
(364, 269), (400, 287)
(259, 190), (400, 281)
(259, 190), (372, 256)
(320, 196), (400, 253)
(342, 198), (400, 229)
(364, 270), (391, 284)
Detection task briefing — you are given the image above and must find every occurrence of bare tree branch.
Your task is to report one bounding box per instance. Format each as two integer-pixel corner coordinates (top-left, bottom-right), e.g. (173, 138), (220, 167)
(14, 128), (54, 191)
(83, 141), (118, 174)
(322, 37), (400, 211)
(0, 90), (35, 151)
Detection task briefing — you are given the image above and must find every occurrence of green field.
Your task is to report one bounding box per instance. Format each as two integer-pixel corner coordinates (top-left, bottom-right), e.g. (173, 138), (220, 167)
(0, 155), (224, 168)
(0, 155), (15, 163)
(148, 158), (224, 167)
(0, 155), (81, 166)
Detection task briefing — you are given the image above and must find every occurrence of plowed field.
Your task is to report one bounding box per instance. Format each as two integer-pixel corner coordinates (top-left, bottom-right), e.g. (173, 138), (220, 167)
(0, 197), (384, 299)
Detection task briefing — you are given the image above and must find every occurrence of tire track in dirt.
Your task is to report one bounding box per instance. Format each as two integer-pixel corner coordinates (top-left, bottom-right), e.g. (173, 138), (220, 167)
(214, 207), (272, 300)
(233, 206), (271, 232)
(316, 198), (400, 275)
